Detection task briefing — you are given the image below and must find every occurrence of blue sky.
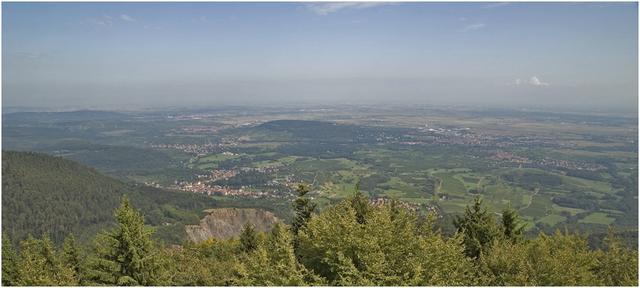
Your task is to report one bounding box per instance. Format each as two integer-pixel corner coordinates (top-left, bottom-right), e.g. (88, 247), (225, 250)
(2, 2), (638, 112)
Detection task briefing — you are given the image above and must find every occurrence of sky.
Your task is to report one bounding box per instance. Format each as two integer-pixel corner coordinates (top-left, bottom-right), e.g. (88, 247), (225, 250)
(2, 2), (638, 112)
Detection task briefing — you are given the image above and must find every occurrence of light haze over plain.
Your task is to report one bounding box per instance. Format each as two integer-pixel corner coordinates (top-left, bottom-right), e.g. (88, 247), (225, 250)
(2, 2), (638, 112)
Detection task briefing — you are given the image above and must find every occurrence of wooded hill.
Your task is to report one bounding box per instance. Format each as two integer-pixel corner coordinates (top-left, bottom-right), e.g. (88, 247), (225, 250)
(2, 151), (219, 244)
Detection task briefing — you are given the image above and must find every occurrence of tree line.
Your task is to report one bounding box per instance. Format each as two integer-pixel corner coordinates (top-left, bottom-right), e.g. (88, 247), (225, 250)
(2, 185), (637, 286)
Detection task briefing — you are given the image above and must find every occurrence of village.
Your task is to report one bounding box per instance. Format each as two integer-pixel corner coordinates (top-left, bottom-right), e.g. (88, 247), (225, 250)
(489, 150), (606, 171)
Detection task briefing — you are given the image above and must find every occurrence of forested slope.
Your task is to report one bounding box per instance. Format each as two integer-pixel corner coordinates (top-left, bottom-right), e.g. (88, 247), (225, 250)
(2, 151), (218, 244)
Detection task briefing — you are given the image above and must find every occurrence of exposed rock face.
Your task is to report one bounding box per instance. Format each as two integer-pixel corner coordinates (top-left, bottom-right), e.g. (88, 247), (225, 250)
(185, 208), (280, 243)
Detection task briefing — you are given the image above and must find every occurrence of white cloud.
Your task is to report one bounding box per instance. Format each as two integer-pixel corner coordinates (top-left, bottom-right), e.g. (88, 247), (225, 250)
(89, 19), (108, 26)
(306, 2), (388, 15)
(120, 14), (136, 22)
(88, 15), (113, 27)
(528, 76), (549, 86)
(484, 2), (510, 9)
(460, 23), (486, 32)
(512, 76), (550, 87)
(91, 14), (134, 26)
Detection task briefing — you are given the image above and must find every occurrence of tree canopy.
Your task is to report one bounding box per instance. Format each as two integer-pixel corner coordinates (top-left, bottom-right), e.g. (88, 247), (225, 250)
(1, 189), (637, 286)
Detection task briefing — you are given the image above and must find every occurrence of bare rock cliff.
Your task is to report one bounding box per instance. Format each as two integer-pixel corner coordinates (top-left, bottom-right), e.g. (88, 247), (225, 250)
(185, 208), (280, 243)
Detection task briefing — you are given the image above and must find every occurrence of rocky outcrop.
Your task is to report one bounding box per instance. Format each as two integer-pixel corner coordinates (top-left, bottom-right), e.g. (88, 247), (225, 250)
(185, 208), (280, 243)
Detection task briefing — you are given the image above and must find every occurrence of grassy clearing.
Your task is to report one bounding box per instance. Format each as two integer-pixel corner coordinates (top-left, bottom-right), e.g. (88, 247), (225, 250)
(538, 214), (567, 227)
(483, 182), (532, 211)
(454, 173), (481, 191)
(579, 212), (616, 225)
(551, 204), (586, 216)
(520, 194), (553, 218)
(320, 181), (359, 199)
(601, 209), (625, 215)
(377, 177), (419, 197)
(434, 172), (466, 196)
(560, 175), (614, 194)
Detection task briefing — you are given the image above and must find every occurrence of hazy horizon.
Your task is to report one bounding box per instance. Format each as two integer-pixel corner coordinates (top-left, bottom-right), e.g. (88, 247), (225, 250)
(3, 2), (638, 113)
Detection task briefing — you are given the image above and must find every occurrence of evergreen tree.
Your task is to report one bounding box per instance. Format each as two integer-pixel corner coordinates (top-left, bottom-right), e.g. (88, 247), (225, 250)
(501, 205), (525, 243)
(453, 196), (500, 259)
(482, 230), (601, 285)
(166, 238), (241, 285)
(480, 238), (534, 285)
(17, 235), (46, 285)
(60, 234), (83, 283)
(16, 235), (76, 285)
(85, 196), (161, 286)
(239, 222), (258, 253)
(594, 228), (638, 285)
(350, 181), (370, 224)
(291, 184), (316, 236)
(417, 210), (439, 238)
(525, 231), (599, 285)
(235, 223), (314, 285)
(297, 200), (475, 285)
(2, 234), (19, 286)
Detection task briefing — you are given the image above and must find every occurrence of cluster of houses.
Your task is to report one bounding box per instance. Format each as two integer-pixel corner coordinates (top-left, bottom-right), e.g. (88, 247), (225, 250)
(490, 150), (604, 171)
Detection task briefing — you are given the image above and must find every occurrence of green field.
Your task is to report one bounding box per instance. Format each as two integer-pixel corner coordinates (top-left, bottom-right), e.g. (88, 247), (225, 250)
(192, 153), (244, 169)
(538, 214), (567, 227)
(579, 212), (616, 225)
